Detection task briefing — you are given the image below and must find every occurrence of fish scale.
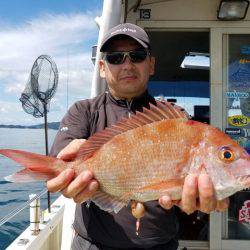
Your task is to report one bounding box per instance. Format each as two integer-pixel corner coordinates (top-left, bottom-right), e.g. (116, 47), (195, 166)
(83, 120), (199, 201)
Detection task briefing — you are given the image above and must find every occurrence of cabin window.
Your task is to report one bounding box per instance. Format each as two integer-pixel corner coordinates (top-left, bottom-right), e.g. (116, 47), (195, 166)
(148, 31), (210, 124)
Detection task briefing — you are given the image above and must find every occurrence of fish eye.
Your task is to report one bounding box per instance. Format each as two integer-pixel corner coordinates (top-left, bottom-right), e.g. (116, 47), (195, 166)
(219, 147), (235, 162)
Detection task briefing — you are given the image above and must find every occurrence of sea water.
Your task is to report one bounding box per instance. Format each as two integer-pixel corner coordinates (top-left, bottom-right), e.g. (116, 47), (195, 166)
(0, 128), (59, 249)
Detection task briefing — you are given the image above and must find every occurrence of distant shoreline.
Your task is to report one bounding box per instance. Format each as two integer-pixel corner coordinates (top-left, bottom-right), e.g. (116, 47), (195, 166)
(0, 122), (60, 130)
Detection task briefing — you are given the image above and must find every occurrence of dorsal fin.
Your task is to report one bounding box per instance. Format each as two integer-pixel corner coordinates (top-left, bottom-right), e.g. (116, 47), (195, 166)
(75, 101), (189, 160)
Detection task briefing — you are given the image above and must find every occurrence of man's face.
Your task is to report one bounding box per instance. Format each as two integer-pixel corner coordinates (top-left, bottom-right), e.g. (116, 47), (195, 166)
(99, 38), (155, 100)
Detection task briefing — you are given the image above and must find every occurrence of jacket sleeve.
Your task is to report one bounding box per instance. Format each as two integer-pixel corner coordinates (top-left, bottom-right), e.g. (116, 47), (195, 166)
(50, 100), (90, 157)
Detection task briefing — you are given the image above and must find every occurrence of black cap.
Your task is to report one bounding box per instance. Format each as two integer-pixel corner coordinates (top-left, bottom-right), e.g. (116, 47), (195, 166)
(100, 23), (150, 52)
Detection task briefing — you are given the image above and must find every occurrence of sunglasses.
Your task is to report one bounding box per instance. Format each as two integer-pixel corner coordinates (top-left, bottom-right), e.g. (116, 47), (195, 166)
(104, 49), (150, 65)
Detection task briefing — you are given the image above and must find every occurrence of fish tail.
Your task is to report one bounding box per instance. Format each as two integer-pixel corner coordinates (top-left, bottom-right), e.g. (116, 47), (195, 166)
(0, 149), (67, 183)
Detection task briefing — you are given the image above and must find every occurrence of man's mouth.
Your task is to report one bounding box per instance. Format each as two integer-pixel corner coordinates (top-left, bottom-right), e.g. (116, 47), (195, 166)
(120, 75), (137, 80)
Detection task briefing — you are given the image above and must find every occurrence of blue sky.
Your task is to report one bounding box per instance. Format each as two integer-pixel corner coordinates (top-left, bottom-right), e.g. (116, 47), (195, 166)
(0, 0), (103, 125)
(0, 0), (103, 23)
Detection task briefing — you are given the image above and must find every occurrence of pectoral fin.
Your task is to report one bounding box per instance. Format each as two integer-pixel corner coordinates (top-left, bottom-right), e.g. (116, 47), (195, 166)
(91, 191), (130, 213)
(132, 179), (184, 201)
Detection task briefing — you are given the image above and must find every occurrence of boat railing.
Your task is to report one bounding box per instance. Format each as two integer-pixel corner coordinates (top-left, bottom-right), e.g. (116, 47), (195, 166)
(0, 188), (74, 250)
(0, 189), (47, 227)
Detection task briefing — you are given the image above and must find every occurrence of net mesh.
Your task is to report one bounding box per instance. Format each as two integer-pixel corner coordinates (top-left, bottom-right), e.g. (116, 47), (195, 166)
(20, 55), (58, 118)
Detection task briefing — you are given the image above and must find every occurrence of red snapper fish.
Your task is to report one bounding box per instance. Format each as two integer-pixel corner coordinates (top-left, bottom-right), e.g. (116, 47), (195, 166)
(1, 101), (250, 215)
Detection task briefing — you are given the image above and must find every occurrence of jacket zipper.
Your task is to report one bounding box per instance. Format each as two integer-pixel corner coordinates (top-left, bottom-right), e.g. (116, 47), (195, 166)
(126, 99), (133, 118)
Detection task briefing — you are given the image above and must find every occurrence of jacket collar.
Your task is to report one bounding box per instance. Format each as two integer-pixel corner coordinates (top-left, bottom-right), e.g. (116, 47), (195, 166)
(107, 90), (156, 111)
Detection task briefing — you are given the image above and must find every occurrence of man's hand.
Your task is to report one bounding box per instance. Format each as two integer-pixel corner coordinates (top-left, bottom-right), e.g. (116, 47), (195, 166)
(159, 174), (229, 214)
(47, 139), (99, 203)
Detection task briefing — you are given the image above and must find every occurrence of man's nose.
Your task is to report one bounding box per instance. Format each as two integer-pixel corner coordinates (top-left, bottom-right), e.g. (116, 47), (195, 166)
(122, 56), (134, 68)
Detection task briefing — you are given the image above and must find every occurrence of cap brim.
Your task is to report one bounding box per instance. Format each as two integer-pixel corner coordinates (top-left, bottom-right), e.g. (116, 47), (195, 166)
(100, 34), (149, 52)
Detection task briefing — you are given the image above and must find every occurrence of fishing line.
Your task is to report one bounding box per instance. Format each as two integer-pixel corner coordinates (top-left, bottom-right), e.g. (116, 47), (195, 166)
(0, 188), (47, 227)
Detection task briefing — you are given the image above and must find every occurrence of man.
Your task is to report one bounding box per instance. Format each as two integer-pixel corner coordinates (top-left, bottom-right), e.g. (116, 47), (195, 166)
(47, 23), (229, 249)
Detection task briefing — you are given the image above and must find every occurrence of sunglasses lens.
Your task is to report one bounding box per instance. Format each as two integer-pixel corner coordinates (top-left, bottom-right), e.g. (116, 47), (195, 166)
(105, 52), (124, 64)
(105, 50), (149, 64)
(130, 50), (148, 63)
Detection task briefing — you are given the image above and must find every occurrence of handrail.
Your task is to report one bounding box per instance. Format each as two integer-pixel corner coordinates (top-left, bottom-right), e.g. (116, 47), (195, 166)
(0, 188), (47, 227)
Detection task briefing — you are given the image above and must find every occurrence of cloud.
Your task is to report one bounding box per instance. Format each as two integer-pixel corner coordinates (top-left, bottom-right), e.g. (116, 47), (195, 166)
(0, 11), (100, 125)
(0, 13), (98, 65)
(0, 100), (27, 124)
